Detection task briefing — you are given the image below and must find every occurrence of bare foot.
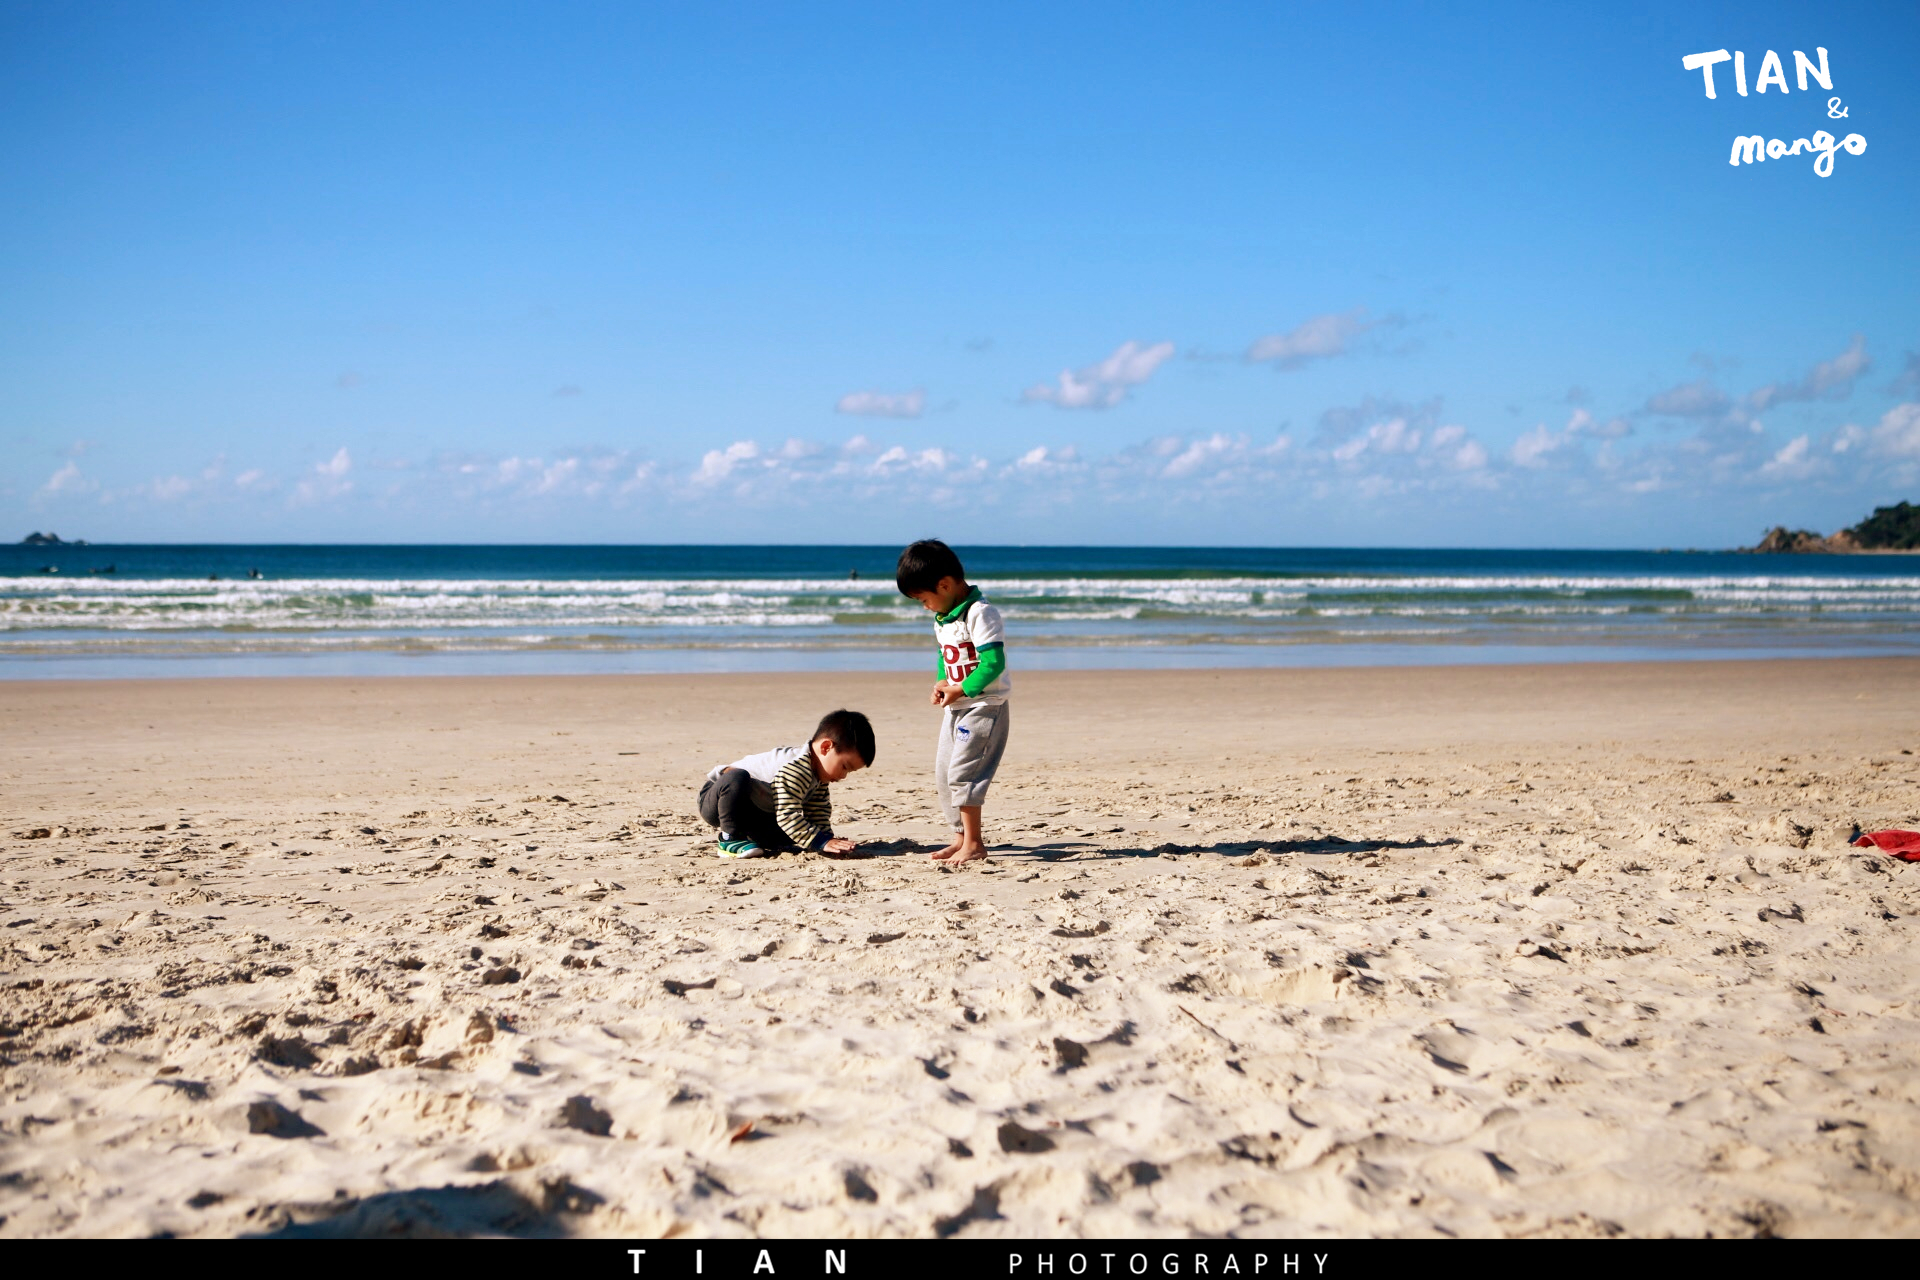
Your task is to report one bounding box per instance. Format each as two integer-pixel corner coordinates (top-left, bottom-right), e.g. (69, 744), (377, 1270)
(929, 836), (964, 860)
(938, 840), (990, 865)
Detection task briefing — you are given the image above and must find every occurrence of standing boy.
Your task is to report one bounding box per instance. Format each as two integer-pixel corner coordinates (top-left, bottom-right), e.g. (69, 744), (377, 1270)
(895, 540), (1009, 864)
(697, 709), (873, 858)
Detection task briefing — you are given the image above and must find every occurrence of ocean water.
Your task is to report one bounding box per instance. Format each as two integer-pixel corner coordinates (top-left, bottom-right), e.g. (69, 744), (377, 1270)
(5, 543), (1920, 679)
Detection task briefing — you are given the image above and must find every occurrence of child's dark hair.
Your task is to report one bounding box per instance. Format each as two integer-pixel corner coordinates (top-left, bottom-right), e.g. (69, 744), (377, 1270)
(895, 539), (967, 597)
(813, 709), (877, 767)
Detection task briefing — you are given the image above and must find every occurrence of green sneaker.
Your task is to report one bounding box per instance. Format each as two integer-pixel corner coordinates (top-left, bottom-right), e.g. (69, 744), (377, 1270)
(716, 838), (763, 859)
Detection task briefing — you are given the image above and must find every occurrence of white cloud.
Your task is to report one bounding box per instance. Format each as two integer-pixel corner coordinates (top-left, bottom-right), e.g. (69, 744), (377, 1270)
(1059, 413), (1491, 502)
(85, 377), (1917, 528)
(292, 447), (355, 505)
(1430, 425), (1489, 470)
(1507, 408), (1634, 470)
(694, 440), (763, 485)
(1893, 350), (1920, 395)
(1834, 402), (1920, 459)
(1317, 395), (1441, 443)
(1095, 432), (1291, 489)
(1451, 439), (1490, 470)
(1023, 340), (1175, 410)
(1565, 408), (1632, 439)
(1245, 308), (1381, 370)
(1169, 431), (1365, 492)
(869, 445), (955, 476)
(134, 458), (234, 503)
(435, 448), (660, 502)
(1333, 417), (1423, 462)
(1639, 339), (1871, 434)
(1748, 335), (1870, 412)
(1162, 434), (1240, 478)
(1876, 402), (1920, 457)
(36, 455), (291, 508)
(1808, 335), (1872, 393)
(40, 461), (91, 494)
(1757, 434), (1822, 481)
(1007, 444), (1084, 477)
(836, 389), (926, 419)
(1643, 379), (1730, 419)
(1509, 423), (1565, 468)
(532, 458), (580, 494)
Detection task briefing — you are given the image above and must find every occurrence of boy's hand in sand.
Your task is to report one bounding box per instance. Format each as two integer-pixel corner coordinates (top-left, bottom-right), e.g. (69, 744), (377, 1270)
(822, 836), (858, 857)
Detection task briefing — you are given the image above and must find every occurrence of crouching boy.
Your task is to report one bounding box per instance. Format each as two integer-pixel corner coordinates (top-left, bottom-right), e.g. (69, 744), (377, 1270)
(697, 709), (874, 859)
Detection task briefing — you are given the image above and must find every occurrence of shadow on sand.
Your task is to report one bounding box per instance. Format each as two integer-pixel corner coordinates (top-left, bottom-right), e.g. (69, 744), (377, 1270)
(815, 834), (1462, 863)
(247, 1177), (602, 1239)
(1009, 835), (1463, 862)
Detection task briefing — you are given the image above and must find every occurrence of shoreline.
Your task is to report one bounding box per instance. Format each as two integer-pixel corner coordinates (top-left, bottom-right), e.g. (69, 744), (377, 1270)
(7, 641), (1920, 683)
(3, 659), (1917, 1237)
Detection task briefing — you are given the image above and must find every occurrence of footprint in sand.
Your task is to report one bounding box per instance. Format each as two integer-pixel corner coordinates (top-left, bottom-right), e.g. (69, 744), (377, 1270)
(247, 1099), (323, 1138)
(1415, 1026), (1478, 1074)
(557, 1095), (613, 1137)
(995, 1120), (1056, 1154)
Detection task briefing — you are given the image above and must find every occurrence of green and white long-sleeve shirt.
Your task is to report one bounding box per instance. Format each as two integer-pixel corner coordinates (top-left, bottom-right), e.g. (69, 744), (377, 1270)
(933, 586), (1010, 704)
(706, 746), (835, 850)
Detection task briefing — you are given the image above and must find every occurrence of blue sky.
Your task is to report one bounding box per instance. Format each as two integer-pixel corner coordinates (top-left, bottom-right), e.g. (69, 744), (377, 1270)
(4, 1), (1917, 546)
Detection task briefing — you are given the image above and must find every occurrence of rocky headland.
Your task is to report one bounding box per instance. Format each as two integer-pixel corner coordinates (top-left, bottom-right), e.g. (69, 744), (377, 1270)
(1749, 500), (1920, 553)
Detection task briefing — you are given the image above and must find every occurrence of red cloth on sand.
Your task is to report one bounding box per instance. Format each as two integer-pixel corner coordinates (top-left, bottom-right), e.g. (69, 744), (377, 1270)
(1853, 829), (1920, 862)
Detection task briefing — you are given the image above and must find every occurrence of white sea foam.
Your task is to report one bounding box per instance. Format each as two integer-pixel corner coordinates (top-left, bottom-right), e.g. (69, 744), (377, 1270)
(5, 569), (1920, 659)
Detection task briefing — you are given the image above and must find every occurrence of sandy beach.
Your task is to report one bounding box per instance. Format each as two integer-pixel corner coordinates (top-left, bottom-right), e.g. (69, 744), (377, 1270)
(2, 659), (1917, 1239)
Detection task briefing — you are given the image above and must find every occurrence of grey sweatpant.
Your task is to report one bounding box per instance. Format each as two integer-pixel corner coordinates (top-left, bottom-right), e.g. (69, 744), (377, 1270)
(934, 700), (1010, 829)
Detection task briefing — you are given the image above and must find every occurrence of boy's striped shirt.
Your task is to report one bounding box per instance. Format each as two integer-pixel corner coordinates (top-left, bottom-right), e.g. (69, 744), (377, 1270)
(706, 744), (836, 850)
(771, 751), (833, 849)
